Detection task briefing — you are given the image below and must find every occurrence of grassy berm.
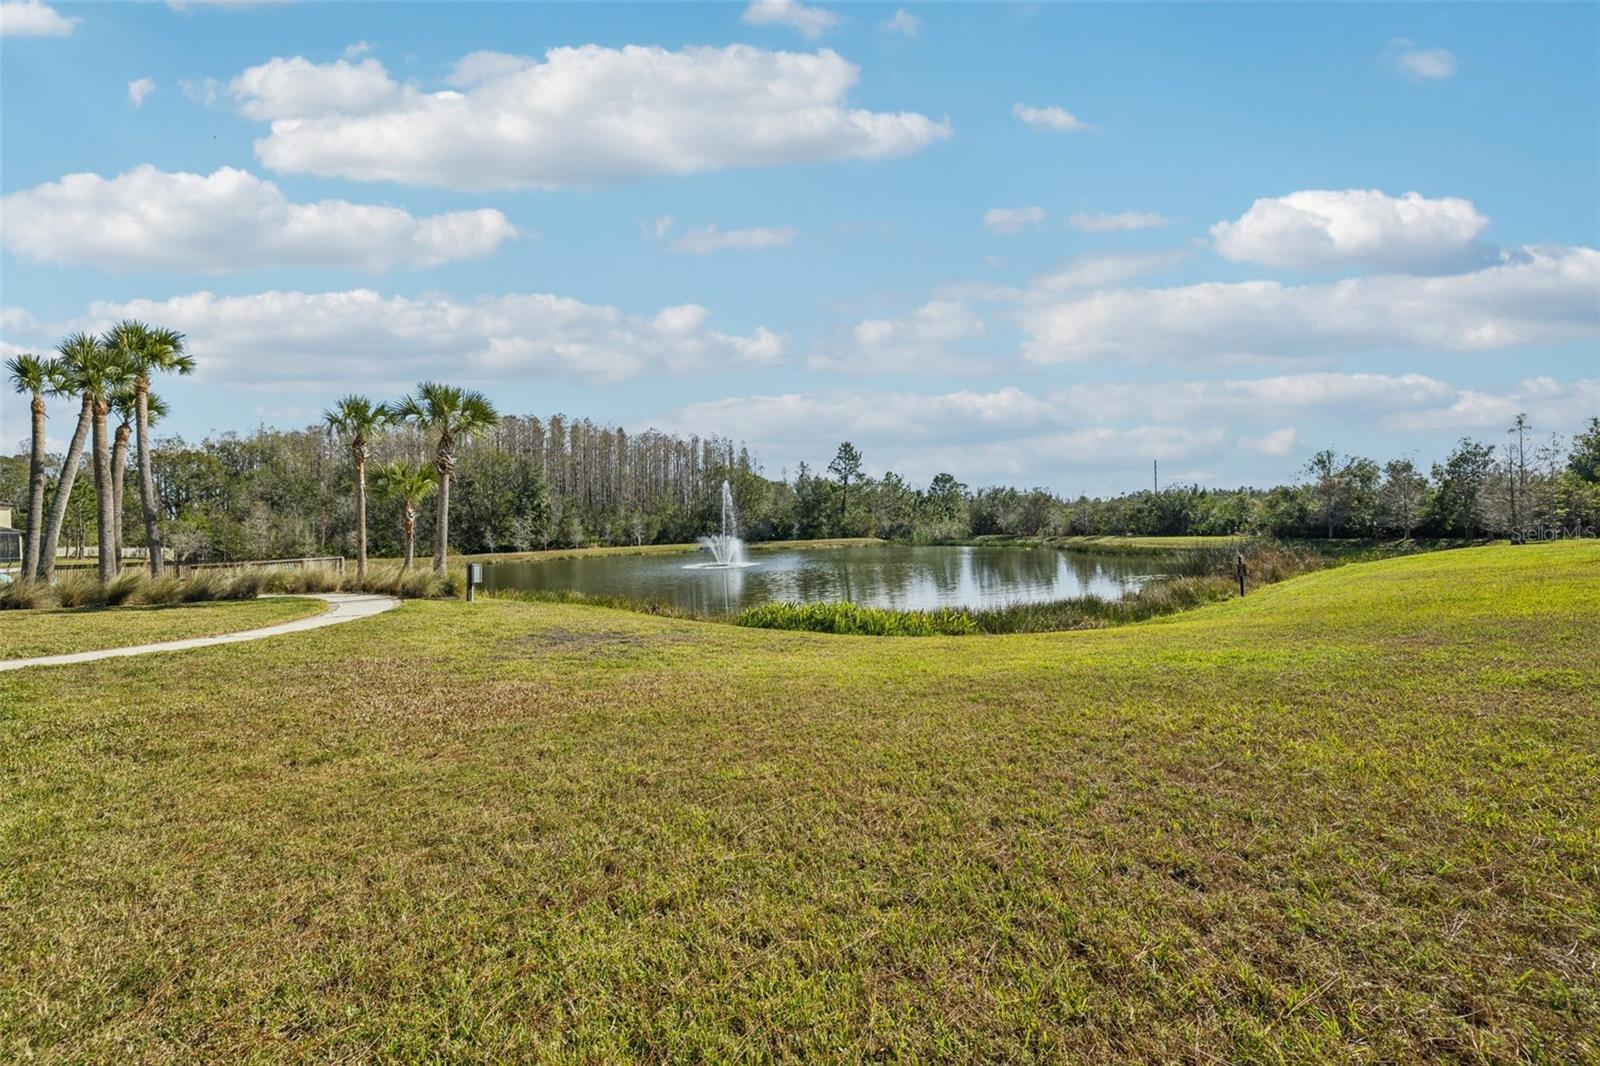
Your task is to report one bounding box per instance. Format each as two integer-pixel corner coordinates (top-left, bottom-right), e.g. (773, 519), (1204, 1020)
(1, 542), (1596, 1060)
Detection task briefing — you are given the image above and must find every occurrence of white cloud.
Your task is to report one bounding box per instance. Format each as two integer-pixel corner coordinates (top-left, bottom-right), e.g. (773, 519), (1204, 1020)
(665, 387), (1054, 451)
(881, 8), (920, 36)
(127, 77), (157, 108)
(652, 215), (675, 239)
(1211, 189), (1490, 272)
(1044, 372), (1459, 423)
(652, 371), (1597, 486)
(983, 206), (1044, 235)
(0, 165), (518, 272)
(342, 40), (375, 60)
(943, 249), (1189, 302)
(231, 46), (948, 190)
(167, 0), (291, 9)
(0, 0), (77, 36)
(1069, 211), (1168, 233)
(811, 300), (988, 373)
(1239, 427), (1298, 456)
(1017, 246), (1600, 364)
(1390, 377), (1599, 432)
(229, 55), (398, 120)
(668, 225), (799, 255)
(741, 0), (839, 39)
(1385, 39), (1456, 80)
(180, 77), (222, 106)
(38, 289), (784, 388)
(1013, 102), (1093, 132)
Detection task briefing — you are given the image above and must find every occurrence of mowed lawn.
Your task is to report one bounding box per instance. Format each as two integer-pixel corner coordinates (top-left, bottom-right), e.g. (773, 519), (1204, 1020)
(0, 596), (324, 660)
(1, 544), (1596, 1061)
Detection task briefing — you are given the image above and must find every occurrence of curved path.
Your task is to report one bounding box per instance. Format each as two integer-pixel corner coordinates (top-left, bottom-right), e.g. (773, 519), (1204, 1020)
(0, 593), (401, 673)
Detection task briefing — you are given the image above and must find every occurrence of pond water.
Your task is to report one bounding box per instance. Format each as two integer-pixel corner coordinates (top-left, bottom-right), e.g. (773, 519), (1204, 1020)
(484, 544), (1167, 616)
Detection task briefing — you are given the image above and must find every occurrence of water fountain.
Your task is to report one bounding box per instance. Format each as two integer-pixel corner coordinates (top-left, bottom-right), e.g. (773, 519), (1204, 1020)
(690, 480), (752, 568)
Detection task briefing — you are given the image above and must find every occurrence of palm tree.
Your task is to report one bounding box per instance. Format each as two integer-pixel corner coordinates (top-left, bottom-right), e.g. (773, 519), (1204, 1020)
(373, 460), (438, 572)
(324, 395), (390, 582)
(110, 385), (167, 565)
(6, 352), (60, 578)
(83, 338), (136, 580)
(39, 334), (111, 580)
(106, 321), (193, 576)
(390, 382), (498, 572)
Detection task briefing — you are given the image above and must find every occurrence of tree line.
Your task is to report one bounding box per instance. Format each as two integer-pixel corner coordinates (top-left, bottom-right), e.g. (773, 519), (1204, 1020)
(7, 349), (1599, 566)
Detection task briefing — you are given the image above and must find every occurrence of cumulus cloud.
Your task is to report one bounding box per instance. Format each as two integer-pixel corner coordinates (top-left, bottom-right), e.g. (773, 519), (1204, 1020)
(1384, 38), (1456, 80)
(0, 165), (518, 272)
(650, 371), (1595, 486)
(0, 0), (77, 35)
(1239, 427), (1299, 456)
(983, 206), (1044, 235)
(1211, 189), (1490, 272)
(41, 289), (785, 388)
(229, 55), (398, 120)
(1017, 246), (1599, 364)
(1390, 377), (1599, 432)
(229, 46), (947, 190)
(810, 300), (988, 373)
(1044, 372), (1459, 424)
(1013, 102), (1093, 131)
(741, 0), (838, 39)
(881, 8), (920, 36)
(1069, 210), (1168, 232)
(180, 77), (222, 106)
(659, 388), (1245, 483)
(127, 77), (157, 108)
(943, 249), (1189, 303)
(668, 224), (799, 255)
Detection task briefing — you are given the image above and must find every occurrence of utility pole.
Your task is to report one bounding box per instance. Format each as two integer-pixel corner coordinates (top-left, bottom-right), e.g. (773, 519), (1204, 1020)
(1153, 459), (1158, 494)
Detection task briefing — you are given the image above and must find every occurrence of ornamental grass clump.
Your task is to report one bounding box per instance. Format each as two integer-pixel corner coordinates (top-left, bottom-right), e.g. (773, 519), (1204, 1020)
(53, 571), (105, 608)
(0, 578), (54, 610)
(734, 601), (979, 636)
(101, 568), (147, 607)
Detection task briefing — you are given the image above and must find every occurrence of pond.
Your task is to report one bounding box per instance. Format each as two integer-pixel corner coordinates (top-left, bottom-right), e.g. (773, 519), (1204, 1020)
(483, 544), (1167, 616)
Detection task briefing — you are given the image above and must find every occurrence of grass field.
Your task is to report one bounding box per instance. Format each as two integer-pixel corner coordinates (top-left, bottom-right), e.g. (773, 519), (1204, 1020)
(0, 597), (324, 659)
(1, 543), (1596, 1059)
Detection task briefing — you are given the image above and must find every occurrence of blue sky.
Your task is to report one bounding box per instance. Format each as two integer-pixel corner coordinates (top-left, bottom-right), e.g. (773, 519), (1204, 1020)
(2, 0), (1596, 494)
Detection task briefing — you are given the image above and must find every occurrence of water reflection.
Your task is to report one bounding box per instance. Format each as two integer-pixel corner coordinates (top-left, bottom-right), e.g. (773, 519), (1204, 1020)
(486, 545), (1165, 616)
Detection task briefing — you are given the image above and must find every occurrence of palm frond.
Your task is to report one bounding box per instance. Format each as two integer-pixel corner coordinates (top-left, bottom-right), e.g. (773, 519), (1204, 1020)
(324, 393), (389, 438)
(5, 352), (51, 395)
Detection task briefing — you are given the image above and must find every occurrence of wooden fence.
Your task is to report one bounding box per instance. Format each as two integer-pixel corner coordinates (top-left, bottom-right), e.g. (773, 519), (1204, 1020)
(174, 556), (346, 578)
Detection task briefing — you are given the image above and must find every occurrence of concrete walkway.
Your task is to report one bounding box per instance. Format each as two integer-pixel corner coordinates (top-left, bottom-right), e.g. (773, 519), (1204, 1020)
(0, 593), (401, 673)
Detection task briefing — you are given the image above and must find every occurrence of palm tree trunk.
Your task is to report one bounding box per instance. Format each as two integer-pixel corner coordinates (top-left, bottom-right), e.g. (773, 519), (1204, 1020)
(433, 461), (451, 573)
(402, 510), (415, 571)
(92, 400), (116, 582)
(135, 379), (164, 576)
(21, 394), (47, 578)
(354, 447), (368, 582)
(433, 431), (454, 574)
(40, 397), (93, 581)
(111, 422), (130, 566)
